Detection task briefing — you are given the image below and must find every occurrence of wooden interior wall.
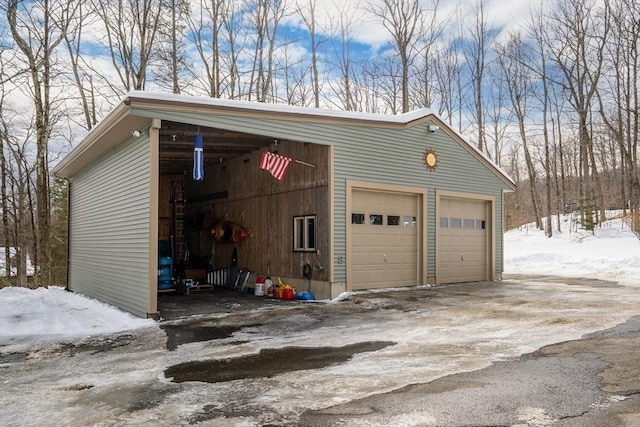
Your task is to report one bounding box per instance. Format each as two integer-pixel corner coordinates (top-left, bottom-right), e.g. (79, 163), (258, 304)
(182, 140), (330, 282)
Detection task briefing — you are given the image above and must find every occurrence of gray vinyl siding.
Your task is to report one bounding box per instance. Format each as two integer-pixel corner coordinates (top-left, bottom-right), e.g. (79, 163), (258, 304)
(131, 106), (510, 283)
(68, 134), (151, 317)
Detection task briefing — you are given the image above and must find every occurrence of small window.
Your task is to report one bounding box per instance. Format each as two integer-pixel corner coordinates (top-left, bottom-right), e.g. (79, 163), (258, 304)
(352, 213), (365, 224)
(403, 216), (416, 227)
(370, 214), (383, 225)
(450, 218), (462, 228)
(387, 215), (400, 226)
(439, 217), (449, 228)
(294, 215), (316, 251)
(476, 220), (486, 230)
(464, 219), (474, 229)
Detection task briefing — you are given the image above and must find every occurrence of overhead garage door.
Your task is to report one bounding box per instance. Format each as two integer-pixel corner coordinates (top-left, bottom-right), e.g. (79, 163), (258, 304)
(351, 190), (420, 290)
(438, 197), (489, 283)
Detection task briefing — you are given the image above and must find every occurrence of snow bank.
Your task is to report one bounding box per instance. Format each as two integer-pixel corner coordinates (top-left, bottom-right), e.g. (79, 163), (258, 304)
(0, 286), (155, 346)
(504, 215), (640, 285)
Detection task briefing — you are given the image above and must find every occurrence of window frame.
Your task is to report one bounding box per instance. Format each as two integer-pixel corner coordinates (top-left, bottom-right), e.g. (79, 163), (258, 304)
(293, 215), (316, 252)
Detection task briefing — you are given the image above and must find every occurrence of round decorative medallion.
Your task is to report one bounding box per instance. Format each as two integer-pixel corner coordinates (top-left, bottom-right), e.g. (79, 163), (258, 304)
(424, 149), (438, 171)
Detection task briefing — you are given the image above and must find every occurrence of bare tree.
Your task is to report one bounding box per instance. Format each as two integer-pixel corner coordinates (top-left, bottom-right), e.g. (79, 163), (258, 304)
(459, 0), (495, 153)
(6, 128), (34, 286)
(188, 0), (227, 97)
(153, 0), (190, 94)
(484, 72), (513, 165)
(550, 83), (569, 232)
(528, 6), (556, 237)
(0, 73), (34, 286)
(0, 81), (11, 282)
(411, 0), (448, 110)
(247, 0), (289, 102)
(433, 43), (462, 127)
(7, 0), (80, 285)
(368, 55), (403, 114)
(294, 0), (325, 108)
(326, 0), (360, 111)
(276, 38), (313, 106)
(496, 33), (542, 230)
(63, 0), (97, 130)
(368, 0), (422, 113)
(597, 0), (640, 221)
(187, 0), (248, 98)
(92, 0), (164, 92)
(546, 0), (610, 231)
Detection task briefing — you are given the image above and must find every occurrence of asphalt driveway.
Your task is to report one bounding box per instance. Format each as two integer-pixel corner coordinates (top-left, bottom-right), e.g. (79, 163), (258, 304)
(1, 275), (640, 426)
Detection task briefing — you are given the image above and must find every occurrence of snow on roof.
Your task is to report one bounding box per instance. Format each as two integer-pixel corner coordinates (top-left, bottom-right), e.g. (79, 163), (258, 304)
(54, 90), (514, 187)
(124, 91), (435, 125)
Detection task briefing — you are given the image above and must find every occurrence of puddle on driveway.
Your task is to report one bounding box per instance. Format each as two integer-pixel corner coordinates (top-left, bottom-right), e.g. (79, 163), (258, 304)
(161, 323), (251, 351)
(165, 341), (395, 383)
(0, 351), (27, 364)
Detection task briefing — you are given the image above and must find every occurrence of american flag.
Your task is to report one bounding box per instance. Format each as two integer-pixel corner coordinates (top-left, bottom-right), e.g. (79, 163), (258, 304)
(259, 151), (293, 181)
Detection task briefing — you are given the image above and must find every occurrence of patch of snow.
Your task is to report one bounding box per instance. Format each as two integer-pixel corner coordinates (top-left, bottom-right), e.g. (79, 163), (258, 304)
(0, 286), (155, 350)
(504, 215), (640, 285)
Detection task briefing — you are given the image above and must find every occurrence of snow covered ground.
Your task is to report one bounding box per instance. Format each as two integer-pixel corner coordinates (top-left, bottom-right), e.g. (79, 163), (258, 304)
(1, 213), (639, 426)
(504, 212), (640, 285)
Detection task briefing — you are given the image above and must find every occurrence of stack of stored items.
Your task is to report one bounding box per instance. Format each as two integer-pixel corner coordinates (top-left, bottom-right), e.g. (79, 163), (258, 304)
(158, 240), (173, 290)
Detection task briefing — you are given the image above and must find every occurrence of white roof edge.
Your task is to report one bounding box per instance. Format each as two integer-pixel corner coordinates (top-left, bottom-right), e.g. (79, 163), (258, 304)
(124, 91), (434, 124)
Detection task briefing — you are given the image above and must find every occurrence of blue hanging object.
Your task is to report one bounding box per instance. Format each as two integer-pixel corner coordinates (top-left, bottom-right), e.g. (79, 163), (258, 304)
(193, 134), (204, 180)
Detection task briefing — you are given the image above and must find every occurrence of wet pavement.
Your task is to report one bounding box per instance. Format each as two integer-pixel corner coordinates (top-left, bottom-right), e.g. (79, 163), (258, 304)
(299, 314), (640, 426)
(2, 275), (640, 426)
(157, 286), (304, 320)
(166, 342), (394, 384)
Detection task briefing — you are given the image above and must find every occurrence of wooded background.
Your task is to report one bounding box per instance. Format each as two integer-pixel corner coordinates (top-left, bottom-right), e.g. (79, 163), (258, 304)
(1, 0), (638, 286)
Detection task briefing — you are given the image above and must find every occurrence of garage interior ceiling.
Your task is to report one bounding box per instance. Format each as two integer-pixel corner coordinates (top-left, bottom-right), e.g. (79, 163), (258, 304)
(158, 120), (277, 174)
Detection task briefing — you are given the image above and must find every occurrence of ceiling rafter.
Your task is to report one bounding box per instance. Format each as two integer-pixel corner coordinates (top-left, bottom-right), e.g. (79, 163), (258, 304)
(157, 120), (277, 174)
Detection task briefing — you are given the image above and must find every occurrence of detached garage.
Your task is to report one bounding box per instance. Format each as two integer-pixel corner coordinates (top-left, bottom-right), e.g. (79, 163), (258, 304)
(53, 92), (515, 318)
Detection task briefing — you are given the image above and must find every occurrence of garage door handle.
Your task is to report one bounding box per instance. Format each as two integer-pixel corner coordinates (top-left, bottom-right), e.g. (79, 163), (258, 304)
(383, 254), (388, 262)
(461, 253), (464, 261)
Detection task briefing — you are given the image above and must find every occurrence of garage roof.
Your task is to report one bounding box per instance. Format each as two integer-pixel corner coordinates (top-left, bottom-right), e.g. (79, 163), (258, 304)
(53, 91), (515, 189)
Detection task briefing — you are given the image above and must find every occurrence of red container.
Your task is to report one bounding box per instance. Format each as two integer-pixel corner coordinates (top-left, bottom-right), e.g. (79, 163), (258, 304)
(282, 288), (294, 300)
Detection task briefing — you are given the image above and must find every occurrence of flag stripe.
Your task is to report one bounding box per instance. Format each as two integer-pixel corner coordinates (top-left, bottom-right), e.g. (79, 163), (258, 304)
(259, 151), (292, 180)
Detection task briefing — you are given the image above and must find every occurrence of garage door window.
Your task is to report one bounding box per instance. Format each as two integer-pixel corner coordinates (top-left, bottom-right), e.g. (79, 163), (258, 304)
(387, 215), (400, 226)
(294, 215), (316, 251)
(464, 219), (475, 229)
(439, 217), (448, 227)
(352, 213), (365, 224)
(403, 216), (416, 227)
(450, 218), (462, 228)
(476, 220), (486, 229)
(369, 214), (383, 225)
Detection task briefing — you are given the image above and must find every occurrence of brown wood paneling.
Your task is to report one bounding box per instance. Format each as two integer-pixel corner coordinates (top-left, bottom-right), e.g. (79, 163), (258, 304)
(179, 140), (330, 282)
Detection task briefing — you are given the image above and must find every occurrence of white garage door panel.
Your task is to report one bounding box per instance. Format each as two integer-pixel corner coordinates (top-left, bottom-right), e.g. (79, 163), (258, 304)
(351, 189), (419, 290)
(438, 197), (489, 283)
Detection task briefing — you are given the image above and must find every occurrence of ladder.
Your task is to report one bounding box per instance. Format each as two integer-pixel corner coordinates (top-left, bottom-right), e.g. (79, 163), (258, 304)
(172, 180), (187, 264)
